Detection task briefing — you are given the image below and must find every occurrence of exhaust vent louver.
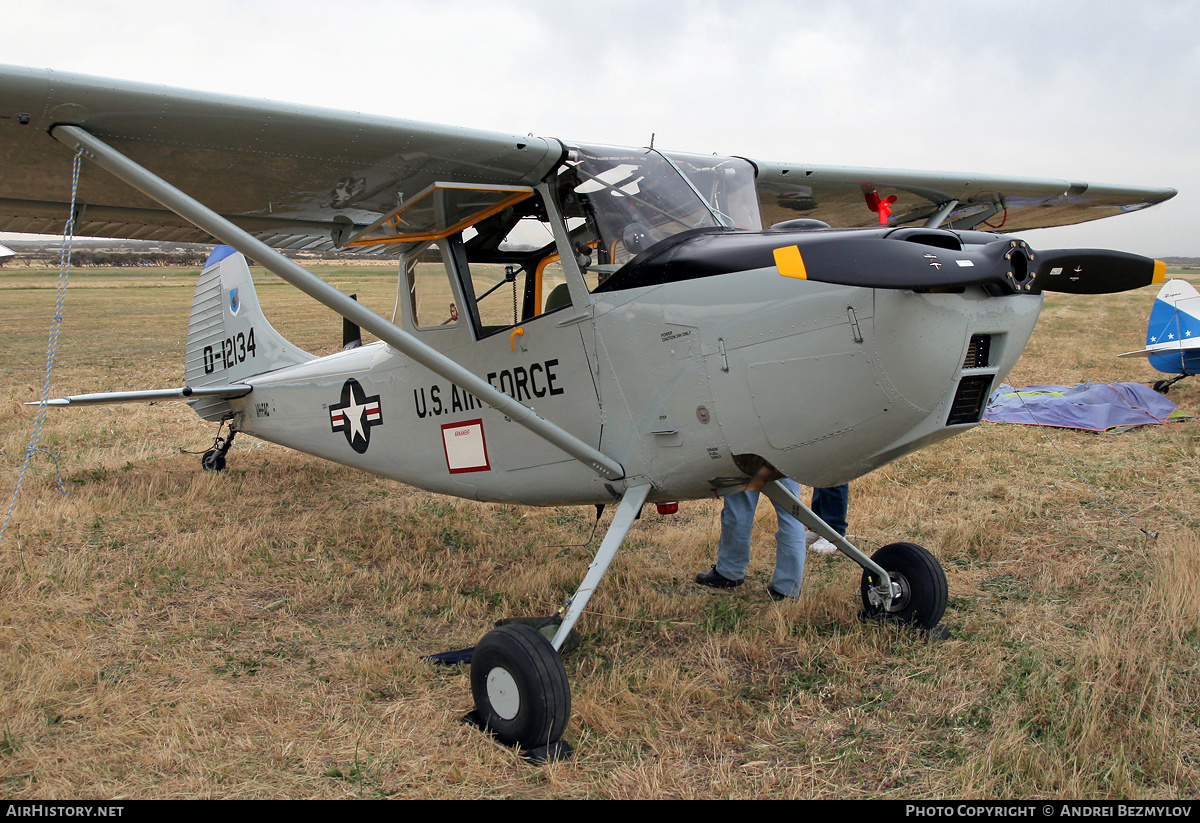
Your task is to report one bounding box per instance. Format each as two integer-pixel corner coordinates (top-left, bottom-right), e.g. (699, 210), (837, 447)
(963, 334), (992, 368)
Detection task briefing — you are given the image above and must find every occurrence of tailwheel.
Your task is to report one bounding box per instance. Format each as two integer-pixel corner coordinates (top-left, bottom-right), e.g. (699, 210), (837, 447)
(1152, 374), (1192, 394)
(470, 623), (571, 753)
(860, 542), (948, 630)
(200, 429), (235, 472)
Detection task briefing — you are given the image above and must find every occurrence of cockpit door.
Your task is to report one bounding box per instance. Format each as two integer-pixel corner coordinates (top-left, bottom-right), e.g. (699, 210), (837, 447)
(394, 193), (602, 489)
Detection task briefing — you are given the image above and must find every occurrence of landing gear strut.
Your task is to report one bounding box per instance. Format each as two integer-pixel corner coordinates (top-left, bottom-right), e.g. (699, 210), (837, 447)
(468, 483), (652, 759)
(201, 428), (236, 472)
(760, 478), (948, 630)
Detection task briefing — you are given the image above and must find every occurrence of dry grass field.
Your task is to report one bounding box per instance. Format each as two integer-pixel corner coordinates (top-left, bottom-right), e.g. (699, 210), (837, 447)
(2, 262), (1199, 799)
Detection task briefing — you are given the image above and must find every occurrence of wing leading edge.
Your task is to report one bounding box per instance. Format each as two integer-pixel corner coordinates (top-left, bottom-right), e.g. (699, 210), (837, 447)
(0, 64), (1176, 249)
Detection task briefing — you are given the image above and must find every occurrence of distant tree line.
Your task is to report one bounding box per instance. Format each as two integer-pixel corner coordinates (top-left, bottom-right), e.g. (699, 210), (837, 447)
(0, 249), (211, 267)
(66, 250), (211, 267)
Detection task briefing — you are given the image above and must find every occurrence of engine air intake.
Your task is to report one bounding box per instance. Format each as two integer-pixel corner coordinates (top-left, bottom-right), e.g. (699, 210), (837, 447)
(947, 375), (994, 425)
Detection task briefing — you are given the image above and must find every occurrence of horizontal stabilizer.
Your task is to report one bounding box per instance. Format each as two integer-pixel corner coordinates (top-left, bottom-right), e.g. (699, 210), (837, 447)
(1118, 342), (1200, 358)
(1117, 346), (1200, 359)
(29, 384), (251, 407)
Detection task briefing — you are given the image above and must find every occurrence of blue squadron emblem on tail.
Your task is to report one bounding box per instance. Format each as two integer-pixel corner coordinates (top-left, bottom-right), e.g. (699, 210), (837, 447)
(329, 379), (383, 454)
(229, 287), (240, 316)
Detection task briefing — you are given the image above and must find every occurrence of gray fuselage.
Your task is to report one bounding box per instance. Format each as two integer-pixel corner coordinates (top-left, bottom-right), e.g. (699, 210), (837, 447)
(226, 266), (1040, 505)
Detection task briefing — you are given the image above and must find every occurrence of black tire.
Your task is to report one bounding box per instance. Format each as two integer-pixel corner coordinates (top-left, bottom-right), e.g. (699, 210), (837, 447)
(201, 450), (226, 472)
(860, 542), (947, 630)
(1153, 380), (1171, 395)
(470, 623), (571, 749)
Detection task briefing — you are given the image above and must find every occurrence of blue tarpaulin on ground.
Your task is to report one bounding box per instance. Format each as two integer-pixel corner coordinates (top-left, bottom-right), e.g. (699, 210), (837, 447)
(983, 382), (1191, 432)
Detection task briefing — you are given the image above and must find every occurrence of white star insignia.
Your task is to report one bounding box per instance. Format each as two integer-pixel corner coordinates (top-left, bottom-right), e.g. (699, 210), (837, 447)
(343, 392), (367, 441)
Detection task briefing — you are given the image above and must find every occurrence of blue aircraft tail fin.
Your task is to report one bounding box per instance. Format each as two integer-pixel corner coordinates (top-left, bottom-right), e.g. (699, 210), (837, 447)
(1118, 279), (1200, 376)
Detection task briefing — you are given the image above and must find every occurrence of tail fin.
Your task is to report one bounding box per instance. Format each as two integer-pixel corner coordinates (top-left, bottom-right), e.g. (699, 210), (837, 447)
(1147, 280), (1200, 375)
(1118, 279), (1200, 374)
(1146, 279), (1200, 344)
(185, 246), (313, 420)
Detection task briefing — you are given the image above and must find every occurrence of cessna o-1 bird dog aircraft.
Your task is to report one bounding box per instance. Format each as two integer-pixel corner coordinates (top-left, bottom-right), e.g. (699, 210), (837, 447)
(0, 65), (1176, 756)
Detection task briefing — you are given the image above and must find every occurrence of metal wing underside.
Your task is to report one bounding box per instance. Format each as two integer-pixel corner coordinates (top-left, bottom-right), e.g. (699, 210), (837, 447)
(0, 66), (563, 251)
(751, 160), (1176, 233)
(0, 65), (1176, 250)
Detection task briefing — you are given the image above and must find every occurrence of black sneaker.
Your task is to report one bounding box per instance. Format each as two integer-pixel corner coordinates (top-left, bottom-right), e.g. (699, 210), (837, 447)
(767, 584), (791, 601)
(695, 566), (743, 589)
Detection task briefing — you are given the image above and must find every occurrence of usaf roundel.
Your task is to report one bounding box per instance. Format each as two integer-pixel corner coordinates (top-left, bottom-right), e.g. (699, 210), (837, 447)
(329, 378), (383, 454)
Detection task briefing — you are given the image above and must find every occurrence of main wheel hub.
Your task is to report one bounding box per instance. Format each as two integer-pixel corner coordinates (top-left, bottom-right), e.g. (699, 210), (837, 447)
(486, 666), (521, 720)
(884, 572), (911, 612)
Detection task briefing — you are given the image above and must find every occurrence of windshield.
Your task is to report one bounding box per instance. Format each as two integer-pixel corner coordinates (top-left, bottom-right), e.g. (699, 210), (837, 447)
(662, 150), (762, 232)
(552, 143), (760, 286)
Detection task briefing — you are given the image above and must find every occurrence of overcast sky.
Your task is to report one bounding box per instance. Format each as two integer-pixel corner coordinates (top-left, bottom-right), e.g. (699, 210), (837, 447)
(4, 0), (1196, 255)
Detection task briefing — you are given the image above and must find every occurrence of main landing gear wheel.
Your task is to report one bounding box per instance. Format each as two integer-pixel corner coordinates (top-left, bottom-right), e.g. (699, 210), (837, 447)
(860, 542), (948, 630)
(470, 623), (571, 752)
(1153, 379), (1172, 395)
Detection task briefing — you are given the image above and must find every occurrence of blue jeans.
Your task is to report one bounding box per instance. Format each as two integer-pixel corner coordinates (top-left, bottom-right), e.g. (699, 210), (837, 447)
(812, 484), (849, 536)
(716, 478), (805, 597)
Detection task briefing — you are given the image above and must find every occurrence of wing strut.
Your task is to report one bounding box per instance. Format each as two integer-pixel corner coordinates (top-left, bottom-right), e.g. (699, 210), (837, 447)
(51, 124), (625, 482)
(923, 199), (959, 229)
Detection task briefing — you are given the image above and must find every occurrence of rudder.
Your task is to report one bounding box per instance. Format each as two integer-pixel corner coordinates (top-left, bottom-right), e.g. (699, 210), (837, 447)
(185, 246), (313, 420)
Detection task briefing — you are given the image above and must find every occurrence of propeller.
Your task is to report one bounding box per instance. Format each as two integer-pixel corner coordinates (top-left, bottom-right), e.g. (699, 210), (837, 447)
(1030, 249), (1165, 295)
(598, 225), (1167, 298)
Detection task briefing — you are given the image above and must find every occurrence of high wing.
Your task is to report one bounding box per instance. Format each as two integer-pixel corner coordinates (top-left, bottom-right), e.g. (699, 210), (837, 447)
(753, 161), (1176, 233)
(0, 65), (1176, 249)
(0, 65), (563, 250)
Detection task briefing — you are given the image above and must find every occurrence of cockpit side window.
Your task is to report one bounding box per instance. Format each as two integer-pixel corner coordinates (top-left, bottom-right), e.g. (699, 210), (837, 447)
(443, 189), (582, 340)
(454, 238), (531, 337)
(391, 185), (587, 338)
(407, 241), (461, 329)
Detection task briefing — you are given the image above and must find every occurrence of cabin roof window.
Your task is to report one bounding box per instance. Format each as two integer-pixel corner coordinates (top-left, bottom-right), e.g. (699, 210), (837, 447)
(348, 182), (534, 246)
